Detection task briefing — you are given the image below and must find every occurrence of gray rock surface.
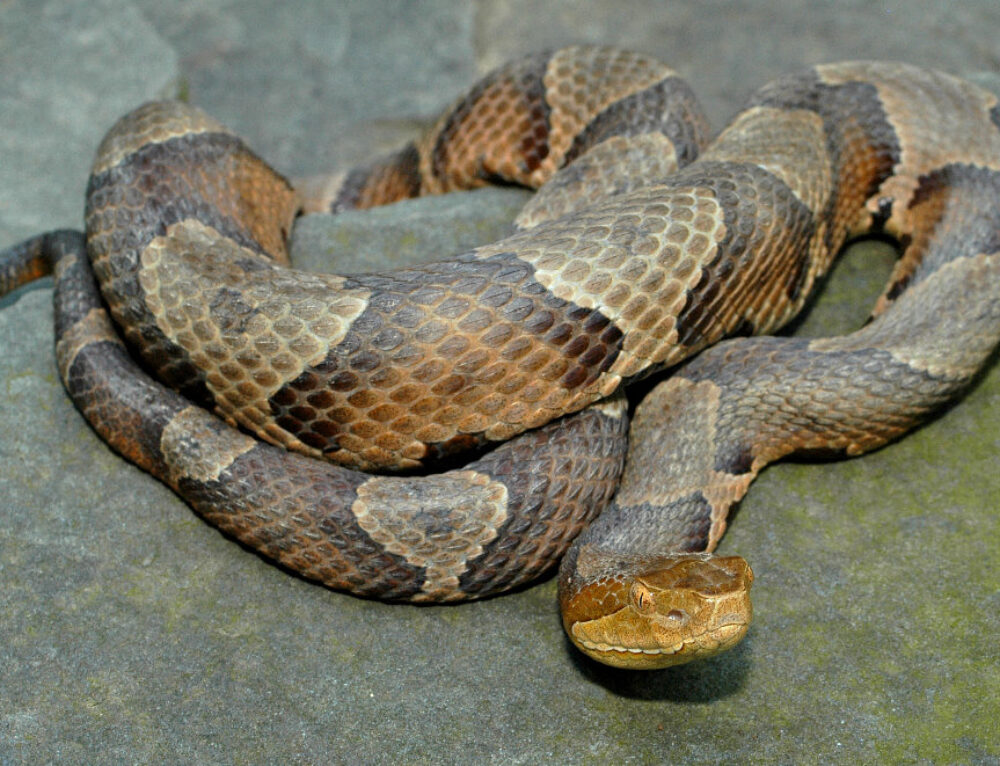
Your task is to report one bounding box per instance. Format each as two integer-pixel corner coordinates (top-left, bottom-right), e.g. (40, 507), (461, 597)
(1, 1), (998, 762)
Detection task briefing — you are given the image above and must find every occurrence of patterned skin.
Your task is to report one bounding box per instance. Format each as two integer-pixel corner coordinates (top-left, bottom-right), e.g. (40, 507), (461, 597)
(83, 48), (709, 471)
(2, 48), (1000, 669)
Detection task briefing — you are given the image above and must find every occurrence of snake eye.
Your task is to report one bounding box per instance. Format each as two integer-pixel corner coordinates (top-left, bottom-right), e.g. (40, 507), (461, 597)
(630, 582), (654, 614)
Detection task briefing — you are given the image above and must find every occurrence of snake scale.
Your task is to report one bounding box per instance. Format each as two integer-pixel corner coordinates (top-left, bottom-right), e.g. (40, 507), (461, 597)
(3, 47), (999, 669)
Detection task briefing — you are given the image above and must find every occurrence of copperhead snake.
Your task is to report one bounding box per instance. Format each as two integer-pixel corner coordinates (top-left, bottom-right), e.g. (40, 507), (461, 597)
(2, 47), (999, 669)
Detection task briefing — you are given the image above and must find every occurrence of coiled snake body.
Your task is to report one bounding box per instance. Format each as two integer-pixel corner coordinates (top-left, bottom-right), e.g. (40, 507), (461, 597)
(3, 47), (999, 668)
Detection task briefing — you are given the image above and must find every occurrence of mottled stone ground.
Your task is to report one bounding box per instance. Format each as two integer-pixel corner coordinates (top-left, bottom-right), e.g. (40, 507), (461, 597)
(1, 1), (998, 762)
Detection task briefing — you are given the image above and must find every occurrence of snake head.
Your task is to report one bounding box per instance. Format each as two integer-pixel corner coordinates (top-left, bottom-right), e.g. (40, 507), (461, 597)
(559, 550), (753, 669)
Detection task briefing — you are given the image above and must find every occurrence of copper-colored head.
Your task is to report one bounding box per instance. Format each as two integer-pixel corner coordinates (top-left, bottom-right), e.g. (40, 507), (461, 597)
(561, 552), (753, 669)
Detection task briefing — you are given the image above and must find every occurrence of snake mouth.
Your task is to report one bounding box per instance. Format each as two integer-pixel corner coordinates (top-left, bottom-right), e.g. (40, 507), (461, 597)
(570, 616), (750, 669)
